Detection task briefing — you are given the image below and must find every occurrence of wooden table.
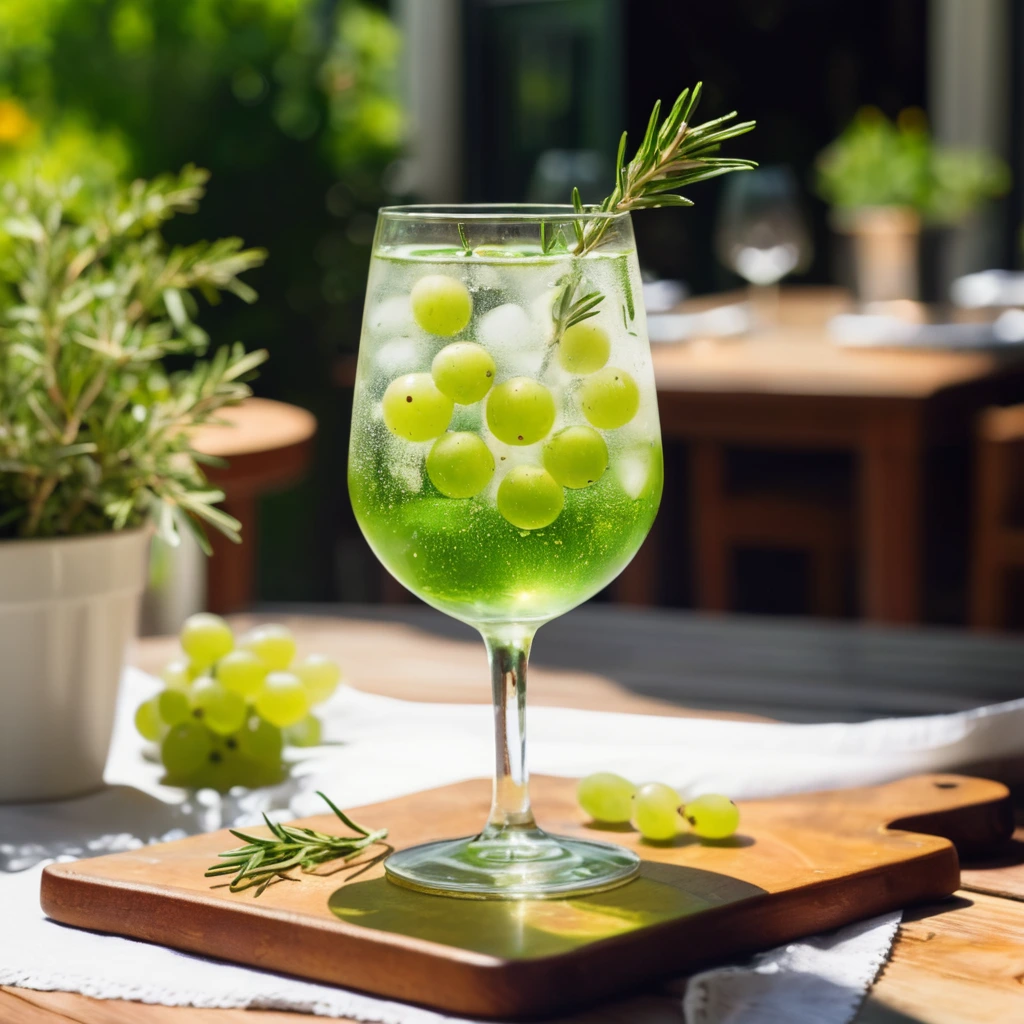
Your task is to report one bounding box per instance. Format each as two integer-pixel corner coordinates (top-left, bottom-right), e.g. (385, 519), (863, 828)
(643, 288), (1024, 624)
(191, 398), (317, 614)
(4, 606), (1024, 1023)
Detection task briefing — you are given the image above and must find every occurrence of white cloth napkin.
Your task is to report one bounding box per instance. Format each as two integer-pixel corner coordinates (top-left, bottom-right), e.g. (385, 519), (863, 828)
(4, 666), (1024, 1023)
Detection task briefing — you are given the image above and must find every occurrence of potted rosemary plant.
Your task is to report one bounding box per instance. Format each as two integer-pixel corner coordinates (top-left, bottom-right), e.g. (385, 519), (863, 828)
(0, 165), (266, 801)
(816, 107), (1009, 302)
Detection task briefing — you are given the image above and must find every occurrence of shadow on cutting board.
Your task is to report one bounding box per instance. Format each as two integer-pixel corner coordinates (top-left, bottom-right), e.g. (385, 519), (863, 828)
(328, 860), (767, 960)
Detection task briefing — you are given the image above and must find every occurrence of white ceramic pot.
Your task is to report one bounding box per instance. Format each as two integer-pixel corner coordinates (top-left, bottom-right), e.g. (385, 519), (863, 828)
(0, 528), (150, 802)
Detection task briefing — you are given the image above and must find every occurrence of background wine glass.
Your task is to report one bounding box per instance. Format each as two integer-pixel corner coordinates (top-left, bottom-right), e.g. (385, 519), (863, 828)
(715, 166), (812, 326)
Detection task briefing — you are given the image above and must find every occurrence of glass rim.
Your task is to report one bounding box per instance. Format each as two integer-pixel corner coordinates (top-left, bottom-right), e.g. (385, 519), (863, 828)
(377, 203), (628, 223)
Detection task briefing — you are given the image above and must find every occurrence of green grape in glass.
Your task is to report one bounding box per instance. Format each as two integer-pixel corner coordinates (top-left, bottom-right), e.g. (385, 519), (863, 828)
(348, 205), (663, 899)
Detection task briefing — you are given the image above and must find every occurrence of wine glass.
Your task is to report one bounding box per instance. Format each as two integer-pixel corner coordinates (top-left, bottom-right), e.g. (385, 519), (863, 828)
(348, 205), (663, 898)
(714, 166), (811, 323)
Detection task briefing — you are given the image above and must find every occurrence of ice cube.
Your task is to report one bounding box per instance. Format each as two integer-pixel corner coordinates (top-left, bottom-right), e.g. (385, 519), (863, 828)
(478, 302), (535, 349)
(372, 337), (421, 377)
(387, 435), (427, 493)
(616, 449), (651, 500)
(468, 264), (503, 291)
(366, 295), (416, 337)
(478, 303), (541, 377)
(529, 286), (561, 345)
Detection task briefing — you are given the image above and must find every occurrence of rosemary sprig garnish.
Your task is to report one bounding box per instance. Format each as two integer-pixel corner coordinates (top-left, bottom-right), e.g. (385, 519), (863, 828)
(546, 82), (755, 356)
(539, 219), (567, 256)
(554, 282), (603, 336)
(457, 222), (471, 256)
(576, 82), (756, 255)
(205, 791), (388, 896)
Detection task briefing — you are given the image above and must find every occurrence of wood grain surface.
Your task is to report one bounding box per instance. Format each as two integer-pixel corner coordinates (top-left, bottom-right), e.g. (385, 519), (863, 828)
(41, 774), (1012, 1019)
(7, 610), (1024, 1022)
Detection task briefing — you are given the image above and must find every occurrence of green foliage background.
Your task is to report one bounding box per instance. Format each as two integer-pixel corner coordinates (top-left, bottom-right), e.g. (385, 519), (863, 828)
(815, 107), (1010, 224)
(0, 0), (404, 596)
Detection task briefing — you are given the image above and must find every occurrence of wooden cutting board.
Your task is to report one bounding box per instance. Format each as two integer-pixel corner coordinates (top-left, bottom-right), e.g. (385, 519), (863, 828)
(41, 773), (1013, 1020)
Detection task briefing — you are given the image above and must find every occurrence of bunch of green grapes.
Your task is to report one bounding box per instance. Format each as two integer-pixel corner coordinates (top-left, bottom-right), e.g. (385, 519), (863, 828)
(134, 614), (341, 790)
(576, 772), (740, 842)
(382, 273), (641, 531)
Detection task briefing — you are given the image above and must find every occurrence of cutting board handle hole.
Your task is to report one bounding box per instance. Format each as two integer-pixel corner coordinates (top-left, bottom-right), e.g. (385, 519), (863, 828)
(933, 781), (958, 789)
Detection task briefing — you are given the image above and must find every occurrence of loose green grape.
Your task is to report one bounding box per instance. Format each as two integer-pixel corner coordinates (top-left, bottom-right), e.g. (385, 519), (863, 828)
(294, 654), (342, 705)
(186, 763), (229, 792)
(426, 432), (495, 498)
(543, 426), (608, 489)
(240, 624), (297, 671)
(580, 367), (640, 430)
(486, 377), (556, 445)
(190, 677), (247, 736)
(632, 782), (682, 841)
(160, 659), (193, 690)
(577, 772), (636, 823)
(179, 613), (234, 667)
(496, 465), (564, 530)
(188, 733), (242, 790)
(157, 688), (190, 727)
(411, 274), (473, 336)
(431, 342), (496, 404)
(134, 698), (162, 742)
(236, 715), (283, 765)
(216, 649), (267, 699)
(682, 794), (740, 840)
(161, 722), (213, 778)
(255, 671), (311, 728)
(558, 322), (611, 375)
(286, 714), (323, 747)
(382, 373), (454, 442)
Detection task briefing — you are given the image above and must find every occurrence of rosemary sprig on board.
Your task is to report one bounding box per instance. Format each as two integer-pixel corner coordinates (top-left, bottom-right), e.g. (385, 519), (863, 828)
(205, 791), (388, 896)
(548, 82), (755, 349)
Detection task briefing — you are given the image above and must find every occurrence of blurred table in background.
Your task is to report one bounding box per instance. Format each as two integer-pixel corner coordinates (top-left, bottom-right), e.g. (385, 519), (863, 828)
(192, 398), (317, 615)
(628, 287), (1024, 624)
(972, 403), (1024, 629)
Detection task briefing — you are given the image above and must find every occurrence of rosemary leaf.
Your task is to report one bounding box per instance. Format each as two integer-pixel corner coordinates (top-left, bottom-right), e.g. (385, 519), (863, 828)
(542, 81), (754, 362)
(574, 82), (755, 257)
(206, 791), (388, 896)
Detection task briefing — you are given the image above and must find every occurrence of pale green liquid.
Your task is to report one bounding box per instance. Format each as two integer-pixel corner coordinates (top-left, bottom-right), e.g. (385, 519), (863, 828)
(350, 436), (662, 625)
(349, 244), (663, 627)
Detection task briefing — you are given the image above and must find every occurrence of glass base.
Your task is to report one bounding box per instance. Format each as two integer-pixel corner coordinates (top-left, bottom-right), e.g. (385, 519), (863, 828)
(384, 828), (640, 900)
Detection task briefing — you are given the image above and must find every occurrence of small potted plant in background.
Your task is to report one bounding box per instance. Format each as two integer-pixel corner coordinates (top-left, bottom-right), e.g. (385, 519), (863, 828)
(0, 164), (266, 801)
(816, 107), (1010, 304)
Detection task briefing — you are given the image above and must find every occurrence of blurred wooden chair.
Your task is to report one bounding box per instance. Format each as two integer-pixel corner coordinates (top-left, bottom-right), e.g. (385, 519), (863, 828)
(193, 398), (317, 614)
(691, 441), (854, 617)
(971, 404), (1024, 629)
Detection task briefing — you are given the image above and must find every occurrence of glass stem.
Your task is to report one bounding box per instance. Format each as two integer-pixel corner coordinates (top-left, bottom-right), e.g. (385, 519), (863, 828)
(481, 627), (538, 836)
